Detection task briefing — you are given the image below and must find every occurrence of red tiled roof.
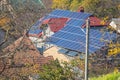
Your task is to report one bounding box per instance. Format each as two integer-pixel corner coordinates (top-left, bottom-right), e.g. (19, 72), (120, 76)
(43, 17), (106, 30)
(82, 16), (107, 28)
(28, 32), (42, 38)
(89, 16), (107, 27)
(48, 18), (68, 32)
(43, 19), (50, 24)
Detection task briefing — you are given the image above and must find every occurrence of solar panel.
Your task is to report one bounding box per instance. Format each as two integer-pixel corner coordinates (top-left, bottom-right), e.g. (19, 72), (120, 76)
(28, 19), (43, 35)
(48, 25), (116, 53)
(67, 51), (78, 57)
(44, 15), (62, 20)
(58, 48), (68, 54)
(67, 19), (85, 27)
(49, 9), (91, 20)
(29, 29), (42, 34)
(61, 25), (85, 36)
(28, 9), (116, 54)
(30, 21), (42, 30)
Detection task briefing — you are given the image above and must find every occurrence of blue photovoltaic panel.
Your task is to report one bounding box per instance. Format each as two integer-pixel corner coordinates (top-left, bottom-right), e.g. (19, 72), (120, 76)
(30, 9), (91, 31)
(101, 32), (117, 41)
(49, 36), (94, 53)
(61, 25), (85, 36)
(49, 24), (116, 53)
(29, 16), (47, 35)
(43, 15), (63, 20)
(52, 38), (86, 52)
(58, 48), (68, 54)
(49, 9), (92, 20)
(29, 29), (42, 34)
(44, 15), (86, 27)
(84, 29), (117, 41)
(31, 20), (42, 29)
(67, 51), (78, 57)
(50, 9), (70, 17)
(67, 19), (85, 27)
(29, 19), (42, 35)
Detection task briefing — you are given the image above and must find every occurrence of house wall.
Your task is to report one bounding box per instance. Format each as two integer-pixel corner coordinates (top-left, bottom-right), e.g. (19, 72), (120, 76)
(110, 21), (120, 33)
(44, 26), (54, 37)
(43, 46), (72, 63)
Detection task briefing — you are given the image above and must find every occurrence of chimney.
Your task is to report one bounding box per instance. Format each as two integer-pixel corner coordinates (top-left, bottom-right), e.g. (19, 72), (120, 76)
(77, 6), (84, 12)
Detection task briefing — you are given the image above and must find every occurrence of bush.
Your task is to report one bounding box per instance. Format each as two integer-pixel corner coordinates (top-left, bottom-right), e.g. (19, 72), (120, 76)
(90, 72), (120, 80)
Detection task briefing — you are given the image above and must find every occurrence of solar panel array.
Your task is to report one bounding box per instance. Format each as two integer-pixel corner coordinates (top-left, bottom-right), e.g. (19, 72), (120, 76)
(29, 18), (44, 35)
(29, 9), (116, 54)
(44, 9), (91, 20)
(29, 9), (91, 35)
(49, 26), (116, 53)
(46, 9), (116, 53)
(43, 10), (91, 29)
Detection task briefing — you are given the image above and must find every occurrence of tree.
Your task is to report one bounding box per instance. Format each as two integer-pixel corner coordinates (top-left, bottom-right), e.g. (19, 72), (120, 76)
(0, 0), (51, 79)
(70, 0), (82, 11)
(81, 0), (120, 18)
(52, 0), (120, 18)
(39, 59), (85, 80)
(52, 0), (70, 9)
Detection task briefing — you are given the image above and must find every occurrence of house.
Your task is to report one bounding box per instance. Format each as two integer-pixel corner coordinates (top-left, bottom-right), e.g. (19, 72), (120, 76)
(27, 9), (116, 62)
(110, 18), (120, 33)
(28, 9), (107, 39)
(0, 36), (53, 79)
(28, 9), (92, 53)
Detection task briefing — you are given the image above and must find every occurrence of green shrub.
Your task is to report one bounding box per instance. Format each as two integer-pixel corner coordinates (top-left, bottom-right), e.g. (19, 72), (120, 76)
(90, 72), (120, 80)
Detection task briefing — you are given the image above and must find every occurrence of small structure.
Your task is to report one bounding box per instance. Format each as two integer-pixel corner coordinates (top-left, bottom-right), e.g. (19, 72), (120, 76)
(110, 18), (120, 33)
(77, 6), (84, 12)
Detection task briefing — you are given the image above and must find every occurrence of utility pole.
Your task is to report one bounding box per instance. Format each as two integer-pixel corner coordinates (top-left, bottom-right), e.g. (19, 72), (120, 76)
(85, 18), (90, 80)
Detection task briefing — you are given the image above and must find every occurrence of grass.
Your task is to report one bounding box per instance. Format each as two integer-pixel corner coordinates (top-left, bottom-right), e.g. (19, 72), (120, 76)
(90, 72), (120, 80)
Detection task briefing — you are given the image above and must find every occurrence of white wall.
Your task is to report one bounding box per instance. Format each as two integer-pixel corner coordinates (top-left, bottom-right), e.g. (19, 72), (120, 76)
(110, 21), (120, 33)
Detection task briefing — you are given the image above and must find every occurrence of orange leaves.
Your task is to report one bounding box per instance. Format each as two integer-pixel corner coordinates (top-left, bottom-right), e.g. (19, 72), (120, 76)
(0, 17), (11, 31)
(0, 17), (10, 26)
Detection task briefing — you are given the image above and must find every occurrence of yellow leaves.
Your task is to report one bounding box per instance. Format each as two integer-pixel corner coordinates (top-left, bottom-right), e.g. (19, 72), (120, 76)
(0, 17), (11, 31)
(104, 16), (109, 20)
(100, 16), (109, 25)
(33, 64), (40, 73)
(52, 0), (60, 9)
(100, 20), (106, 25)
(18, 64), (40, 78)
(52, 0), (83, 11)
(107, 25), (116, 31)
(52, 0), (69, 9)
(70, 0), (81, 11)
(108, 43), (120, 56)
(118, 4), (120, 10)
(114, 67), (119, 73)
(81, 0), (100, 9)
(0, 17), (10, 26)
